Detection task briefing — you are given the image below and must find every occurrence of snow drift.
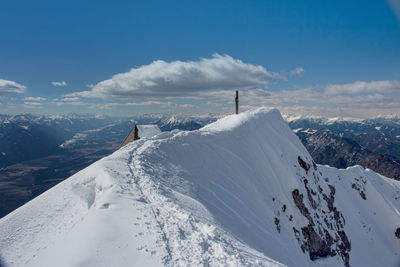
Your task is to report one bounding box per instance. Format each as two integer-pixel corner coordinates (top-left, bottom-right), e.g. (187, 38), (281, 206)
(1, 107), (400, 267)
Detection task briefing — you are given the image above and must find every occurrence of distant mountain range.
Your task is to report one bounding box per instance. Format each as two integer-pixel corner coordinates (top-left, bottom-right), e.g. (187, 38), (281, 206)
(1, 108), (399, 266)
(1, 113), (399, 218)
(0, 114), (116, 168)
(288, 117), (400, 180)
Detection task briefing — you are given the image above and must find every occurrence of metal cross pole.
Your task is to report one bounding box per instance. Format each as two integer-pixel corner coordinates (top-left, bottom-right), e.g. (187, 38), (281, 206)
(235, 90), (239, 114)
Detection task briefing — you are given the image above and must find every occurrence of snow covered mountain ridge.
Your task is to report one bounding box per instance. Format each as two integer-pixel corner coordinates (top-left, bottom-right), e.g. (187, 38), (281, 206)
(1, 107), (399, 266)
(282, 113), (400, 124)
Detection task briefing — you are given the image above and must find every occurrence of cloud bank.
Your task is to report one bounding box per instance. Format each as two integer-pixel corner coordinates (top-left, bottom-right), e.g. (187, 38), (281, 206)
(72, 54), (282, 99)
(325, 80), (400, 95)
(23, 102), (43, 109)
(88, 101), (193, 110)
(0, 79), (26, 95)
(239, 80), (400, 118)
(24, 97), (46, 101)
(32, 53), (398, 118)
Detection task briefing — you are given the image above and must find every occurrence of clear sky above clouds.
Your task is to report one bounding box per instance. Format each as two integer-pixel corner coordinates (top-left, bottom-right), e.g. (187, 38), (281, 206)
(1, 0), (400, 117)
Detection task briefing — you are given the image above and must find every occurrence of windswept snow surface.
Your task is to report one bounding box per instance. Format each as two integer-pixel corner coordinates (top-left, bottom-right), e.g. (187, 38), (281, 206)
(136, 125), (161, 138)
(1, 107), (400, 267)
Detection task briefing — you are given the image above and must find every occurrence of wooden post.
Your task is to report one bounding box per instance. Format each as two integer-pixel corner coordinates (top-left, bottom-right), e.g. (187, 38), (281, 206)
(235, 90), (239, 114)
(133, 125), (140, 140)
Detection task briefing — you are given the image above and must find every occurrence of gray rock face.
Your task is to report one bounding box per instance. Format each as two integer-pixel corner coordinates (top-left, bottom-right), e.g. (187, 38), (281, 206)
(292, 156), (351, 267)
(295, 130), (400, 181)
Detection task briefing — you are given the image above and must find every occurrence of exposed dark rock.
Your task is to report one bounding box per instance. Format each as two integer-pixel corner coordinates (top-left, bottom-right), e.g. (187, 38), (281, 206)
(338, 231), (351, 251)
(305, 184), (318, 210)
(301, 224), (336, 260)
(292, 181), (351, 266)
(292, 189), (314, 225)
(298, 156), (310, 173)
(318, 185), (323, 193)
(310, 188), (317, 196)
(395, 227), (400, 239)
(338, 231), (351, 267)
(351, 183), (367, 200)
(274, 217), (280, 233)
(322, 185), (335, 210)
(312, 161), (318, 171)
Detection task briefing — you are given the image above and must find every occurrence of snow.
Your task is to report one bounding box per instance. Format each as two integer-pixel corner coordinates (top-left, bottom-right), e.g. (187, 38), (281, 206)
(59, 133), (89, 148)
(166, 116), (180, 125)
(282, 114), (365, 123)
(291, 128), (317, 134)
(301, 128), (317, 134)
(1, 107), (400, 267)
(136, 124), (161, 138)
(325, 117), (365, 124)
(320, 165), (400, 261)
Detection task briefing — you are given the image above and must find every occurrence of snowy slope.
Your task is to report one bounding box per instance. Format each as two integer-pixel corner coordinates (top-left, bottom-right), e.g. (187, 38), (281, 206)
(136, 125), (161, 138)
(1, 107), (400, 267)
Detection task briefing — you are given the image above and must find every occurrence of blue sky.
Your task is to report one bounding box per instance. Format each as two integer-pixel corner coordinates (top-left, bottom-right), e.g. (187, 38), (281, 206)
(1, 0), (400, 117)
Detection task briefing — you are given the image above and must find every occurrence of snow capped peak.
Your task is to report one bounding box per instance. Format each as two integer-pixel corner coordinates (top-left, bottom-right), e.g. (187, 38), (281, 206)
(166, 115), (180, 124)
(1, 107), (399, 267)
(201, 107), (279, 132)
(373, 113), (400, 120)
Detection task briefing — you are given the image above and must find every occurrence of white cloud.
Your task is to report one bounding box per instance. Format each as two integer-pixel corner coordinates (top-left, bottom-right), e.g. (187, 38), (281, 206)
(325, 80), (400, 95)
(23, 102), (43, 109)
(180, 104), (194, 108)
(70, 54), (282, 99)
(88, 101), (192, 110)
(69, 78), (399, 117)
(51, 81), (67, 87)
(388, 0), (400, 22)
(60, 97), (80, 102)
(23, 96), (46, 101)
(206, 101), (223, 107)
(0, 79), (26, 95)
(55, 101), (87, 106)
(236, 79), (400, 118)
(290, 67), (305, 77)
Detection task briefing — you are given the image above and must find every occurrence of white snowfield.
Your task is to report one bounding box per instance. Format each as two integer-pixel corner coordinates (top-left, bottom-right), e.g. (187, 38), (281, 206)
(136, 125), (162, 138)
(1, 107), (400, 267)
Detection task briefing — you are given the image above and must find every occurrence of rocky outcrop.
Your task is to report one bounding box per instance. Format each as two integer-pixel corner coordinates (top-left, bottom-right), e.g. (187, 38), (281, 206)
(291, 156), (351, 266)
